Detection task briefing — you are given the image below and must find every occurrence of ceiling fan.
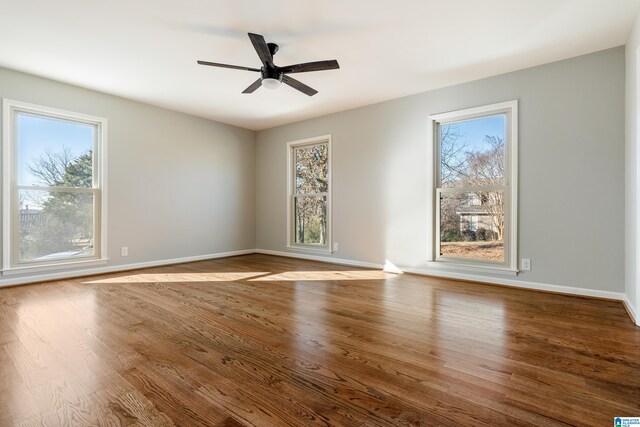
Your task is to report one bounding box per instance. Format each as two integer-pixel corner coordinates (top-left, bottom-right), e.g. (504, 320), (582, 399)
(197, 32), (339, 96)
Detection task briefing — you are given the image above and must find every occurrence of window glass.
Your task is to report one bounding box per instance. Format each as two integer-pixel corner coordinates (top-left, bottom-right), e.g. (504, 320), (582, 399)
(439, 190), (504, 262)
(17, 113), (94, 188)
(295, 144), (328, 194)
(294, 195), (327, 245)
(19, 189), (95, 262)
(440, 114), (505, 188)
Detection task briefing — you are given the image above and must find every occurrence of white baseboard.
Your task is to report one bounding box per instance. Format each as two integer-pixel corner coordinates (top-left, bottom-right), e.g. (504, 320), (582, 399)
(0, 249), (255, 288)
(623, 295), (638, 325)
(254, 248), (625, 302)
(403, 266), (624, 300)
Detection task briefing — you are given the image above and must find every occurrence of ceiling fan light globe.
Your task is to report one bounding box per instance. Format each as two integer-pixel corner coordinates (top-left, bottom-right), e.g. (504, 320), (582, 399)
(261, 78), (281, 90)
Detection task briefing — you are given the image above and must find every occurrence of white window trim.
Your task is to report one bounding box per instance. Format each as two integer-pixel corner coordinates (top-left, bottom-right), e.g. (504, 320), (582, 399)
(427, 100), (518, 275)
(286, 134), (332, 253)
(2, 99), (108, 275)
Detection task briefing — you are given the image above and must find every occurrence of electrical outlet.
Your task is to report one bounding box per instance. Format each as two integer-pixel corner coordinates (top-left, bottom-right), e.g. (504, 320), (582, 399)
(521, 258), (531, 271)
(121, 247), (128, 257)
(333, 242), (339, 251)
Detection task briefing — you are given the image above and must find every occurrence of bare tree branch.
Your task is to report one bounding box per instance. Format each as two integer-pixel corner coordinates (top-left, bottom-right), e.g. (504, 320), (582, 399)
(28, 147), (75, 186)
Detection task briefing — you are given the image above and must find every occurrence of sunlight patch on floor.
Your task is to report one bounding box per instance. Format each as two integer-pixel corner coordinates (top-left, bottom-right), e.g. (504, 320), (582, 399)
(84, 272), (269, 284)
(83, 270), (396, 284)
(383, 259), (403, 274)
(249, 270), (394, 281)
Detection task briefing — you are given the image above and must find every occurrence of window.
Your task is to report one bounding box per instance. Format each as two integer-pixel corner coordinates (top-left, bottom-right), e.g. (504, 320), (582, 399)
(429, 101), (517, 272)
(3, 99), (107, 273)
(287, 135), (331, 251)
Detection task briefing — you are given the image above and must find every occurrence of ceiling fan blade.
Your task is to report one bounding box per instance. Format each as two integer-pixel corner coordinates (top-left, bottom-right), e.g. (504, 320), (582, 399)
(197, 60), (260, 72)
(282, 75), (318, 96)
(279, 60), (340, 74)
(248, 33), (273, 67)
(242, 78), (263, 94)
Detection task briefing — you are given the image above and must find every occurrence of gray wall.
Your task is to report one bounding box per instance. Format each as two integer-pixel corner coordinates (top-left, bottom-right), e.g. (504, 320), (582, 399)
(626, 12), (640, 323)
(256, 47), (625, 293)
(0, 47), (627, 296)
(0, 66), (256, 283)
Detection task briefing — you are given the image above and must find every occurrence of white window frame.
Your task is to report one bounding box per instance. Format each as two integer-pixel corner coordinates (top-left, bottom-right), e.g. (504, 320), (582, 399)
(2, 99), (108, 275)
(427, 100), (518, 275)
(286, 135), (332, 253)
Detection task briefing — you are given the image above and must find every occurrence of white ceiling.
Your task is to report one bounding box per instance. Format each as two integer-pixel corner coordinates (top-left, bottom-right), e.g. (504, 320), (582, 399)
(1, 0), (638, 130)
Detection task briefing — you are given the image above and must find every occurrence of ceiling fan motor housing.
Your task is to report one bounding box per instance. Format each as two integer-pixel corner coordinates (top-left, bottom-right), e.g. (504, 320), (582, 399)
(261, 66), (283, 82)
(267, 43), (279, 56)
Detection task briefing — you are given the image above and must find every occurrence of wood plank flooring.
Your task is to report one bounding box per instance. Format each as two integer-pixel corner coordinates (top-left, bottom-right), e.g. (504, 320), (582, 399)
(0, 253), (638, 426)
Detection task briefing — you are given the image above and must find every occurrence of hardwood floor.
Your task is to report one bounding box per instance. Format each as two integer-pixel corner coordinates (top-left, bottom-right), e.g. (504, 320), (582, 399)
(0, 254), (638, 426)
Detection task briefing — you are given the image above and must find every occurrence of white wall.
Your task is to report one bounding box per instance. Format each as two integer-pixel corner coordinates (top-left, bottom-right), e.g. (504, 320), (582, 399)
(256, 47), (625, 297)
(627, 12), (640, 325)
(0, 66), (256, 285)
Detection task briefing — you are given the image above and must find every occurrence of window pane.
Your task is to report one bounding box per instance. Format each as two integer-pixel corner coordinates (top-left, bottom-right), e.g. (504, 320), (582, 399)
(440, 114), (505, 188)
(17, 112), (94, 188)
(295, 144), (328, 194)
(294, 196), (327, 245)
(439, 190), (504, 262)
(18, 189), (95, 262)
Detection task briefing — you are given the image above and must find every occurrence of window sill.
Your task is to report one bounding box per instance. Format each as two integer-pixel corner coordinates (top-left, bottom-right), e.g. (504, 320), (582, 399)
(286, 245), (333, 255)
(426, 260), (519, 277)
(2, 258), (109, 276)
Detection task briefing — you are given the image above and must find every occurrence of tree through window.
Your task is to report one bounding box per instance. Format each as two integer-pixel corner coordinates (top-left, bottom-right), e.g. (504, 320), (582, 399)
(3, 100), (106, 271)
(431, 101), (518, 270)
(289, 138), (330, 250)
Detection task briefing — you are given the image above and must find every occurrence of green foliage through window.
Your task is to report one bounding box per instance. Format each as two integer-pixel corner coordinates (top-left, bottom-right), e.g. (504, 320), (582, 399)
(20, 148), (95, 261)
